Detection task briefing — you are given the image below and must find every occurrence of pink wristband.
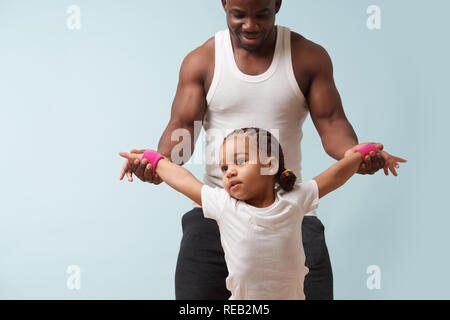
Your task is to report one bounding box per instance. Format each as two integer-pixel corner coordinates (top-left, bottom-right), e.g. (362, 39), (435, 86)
(141, 150), (164, 176)
(354, 144), (379, 160)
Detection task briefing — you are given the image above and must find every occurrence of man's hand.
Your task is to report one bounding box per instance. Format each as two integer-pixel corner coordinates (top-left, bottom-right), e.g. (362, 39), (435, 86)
(344, 143), (407, 176)
(119, 149), (163, 184)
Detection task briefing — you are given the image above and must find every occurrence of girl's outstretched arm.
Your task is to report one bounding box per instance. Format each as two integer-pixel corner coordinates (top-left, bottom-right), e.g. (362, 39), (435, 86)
(119, 151), (204, 206)
(313, 143), (407, 199)
(313, 152), (362, 199)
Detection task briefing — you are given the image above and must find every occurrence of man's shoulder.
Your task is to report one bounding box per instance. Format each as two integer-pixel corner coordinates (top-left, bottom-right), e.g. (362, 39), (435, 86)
(180, 36), (215, 82)
(289, 31), (326, 56)
(289, 30), (333, 74)
(193, 36), (215, 57)
(184, 37), (214, 66)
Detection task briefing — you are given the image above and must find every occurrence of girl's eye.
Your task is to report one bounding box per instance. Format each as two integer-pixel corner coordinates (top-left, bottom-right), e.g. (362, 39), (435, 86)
(221, 165), (228, 172)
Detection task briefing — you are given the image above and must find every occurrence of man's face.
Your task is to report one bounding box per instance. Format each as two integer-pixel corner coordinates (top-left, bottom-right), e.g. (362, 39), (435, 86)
(222, 0), (281, 52)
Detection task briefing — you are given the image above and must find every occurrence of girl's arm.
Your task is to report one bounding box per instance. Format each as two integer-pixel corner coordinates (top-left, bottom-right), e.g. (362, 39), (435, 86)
(313, 152), (362, 199)
(313, 143), (406, 199)
(119, 151), (204, 206)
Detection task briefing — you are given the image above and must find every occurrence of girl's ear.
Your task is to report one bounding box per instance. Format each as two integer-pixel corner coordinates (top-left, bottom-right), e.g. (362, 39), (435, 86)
(260, 156), (279, 176)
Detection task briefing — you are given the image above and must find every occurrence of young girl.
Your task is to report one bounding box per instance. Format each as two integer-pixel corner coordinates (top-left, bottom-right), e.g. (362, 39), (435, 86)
(119, 127), (406, 300)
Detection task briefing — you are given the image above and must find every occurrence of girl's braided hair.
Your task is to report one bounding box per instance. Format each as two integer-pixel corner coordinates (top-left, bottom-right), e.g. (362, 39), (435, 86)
(223, 127), (297, 191)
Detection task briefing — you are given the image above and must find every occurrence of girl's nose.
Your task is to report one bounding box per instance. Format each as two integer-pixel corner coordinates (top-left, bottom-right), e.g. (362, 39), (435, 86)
(226, 167), (237, 178)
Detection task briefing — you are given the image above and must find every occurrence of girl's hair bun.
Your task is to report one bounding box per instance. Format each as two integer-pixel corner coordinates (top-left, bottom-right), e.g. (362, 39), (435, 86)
(278, 169), (297, 192)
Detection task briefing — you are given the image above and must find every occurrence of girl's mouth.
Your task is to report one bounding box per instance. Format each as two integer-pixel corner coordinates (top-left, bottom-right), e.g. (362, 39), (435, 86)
(230, 182), (242, 191)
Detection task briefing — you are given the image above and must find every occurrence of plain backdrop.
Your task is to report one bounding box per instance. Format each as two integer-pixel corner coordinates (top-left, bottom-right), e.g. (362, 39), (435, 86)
(0, 0), (448, 299)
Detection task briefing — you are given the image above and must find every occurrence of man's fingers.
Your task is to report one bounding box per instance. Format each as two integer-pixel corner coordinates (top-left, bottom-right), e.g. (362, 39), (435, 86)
(134, 159), (147, 180)
(127, 170), (133, 182)
(359, 163), (367, 174)
(364, 155), (373, 172)
(359, 150), (388, 174)
(130, 159), (140, 173)
(155, 176), (163, 184)
(143, 164), (154, 182)
(365, 152), (376, 171)
(372, 153), (384, 171)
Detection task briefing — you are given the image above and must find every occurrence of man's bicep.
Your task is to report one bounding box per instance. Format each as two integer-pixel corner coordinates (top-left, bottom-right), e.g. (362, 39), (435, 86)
(158, 50), (208, 161)
(307, 47), (346, 136)
(170, 50), (208, 126)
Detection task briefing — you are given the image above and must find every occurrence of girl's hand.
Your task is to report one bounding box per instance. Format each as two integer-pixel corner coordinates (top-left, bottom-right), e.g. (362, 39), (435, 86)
(119, 149), (144, 182)
(118, 150), (163, 184)
(119, 151), (143, 163)
(344, 143), (407, 176)
(378, 150), (407, 177)
(344, 143), (385, 175)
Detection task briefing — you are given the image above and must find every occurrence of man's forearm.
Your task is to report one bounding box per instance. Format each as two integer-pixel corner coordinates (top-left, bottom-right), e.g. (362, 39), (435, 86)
(157, 120), (198, 165)
(320, 119), (358, 160)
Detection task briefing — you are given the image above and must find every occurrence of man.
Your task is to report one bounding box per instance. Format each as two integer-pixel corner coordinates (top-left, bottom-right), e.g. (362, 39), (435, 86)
(120, 0), (387, 299)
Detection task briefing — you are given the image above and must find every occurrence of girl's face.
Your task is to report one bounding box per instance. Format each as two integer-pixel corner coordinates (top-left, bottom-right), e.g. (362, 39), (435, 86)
(219, 134), (277, 201)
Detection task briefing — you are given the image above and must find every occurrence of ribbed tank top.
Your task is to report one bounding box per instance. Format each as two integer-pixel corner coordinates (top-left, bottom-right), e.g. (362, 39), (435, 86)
(198, 25), (316, 216)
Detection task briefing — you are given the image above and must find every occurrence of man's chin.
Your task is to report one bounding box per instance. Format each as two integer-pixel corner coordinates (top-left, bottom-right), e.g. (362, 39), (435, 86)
(237, 38), (264, 52)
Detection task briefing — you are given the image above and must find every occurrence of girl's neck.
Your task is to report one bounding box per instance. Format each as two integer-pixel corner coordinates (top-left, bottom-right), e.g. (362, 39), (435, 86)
(245, 187), (277, 209)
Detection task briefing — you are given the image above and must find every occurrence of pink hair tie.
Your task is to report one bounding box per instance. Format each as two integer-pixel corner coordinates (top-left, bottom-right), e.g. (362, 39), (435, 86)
(141, 150), (164, 176)
(354, 144), (379, 160)
(281, 169), (293, 177)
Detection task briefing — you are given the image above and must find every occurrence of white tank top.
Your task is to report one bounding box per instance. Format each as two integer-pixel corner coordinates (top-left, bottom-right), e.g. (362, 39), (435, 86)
(198, 25), (316, 216)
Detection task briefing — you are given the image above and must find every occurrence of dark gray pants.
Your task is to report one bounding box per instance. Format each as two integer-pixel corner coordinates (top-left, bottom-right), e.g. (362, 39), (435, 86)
(175, 207), (333, 300)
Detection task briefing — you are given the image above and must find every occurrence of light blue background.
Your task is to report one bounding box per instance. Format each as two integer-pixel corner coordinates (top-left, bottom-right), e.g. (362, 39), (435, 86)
(0, 0), (448, 299)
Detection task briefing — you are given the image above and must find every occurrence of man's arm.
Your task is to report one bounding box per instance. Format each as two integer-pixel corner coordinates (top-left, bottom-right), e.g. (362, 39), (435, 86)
(305, 44), (385, 174)
(307, 45), (357, 159)
(121, 43), (211, 183)
(157, 47), (209, 162)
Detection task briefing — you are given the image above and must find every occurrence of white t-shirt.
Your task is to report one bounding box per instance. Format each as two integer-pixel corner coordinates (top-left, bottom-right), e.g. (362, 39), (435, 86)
(201, 179), (319, 300)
